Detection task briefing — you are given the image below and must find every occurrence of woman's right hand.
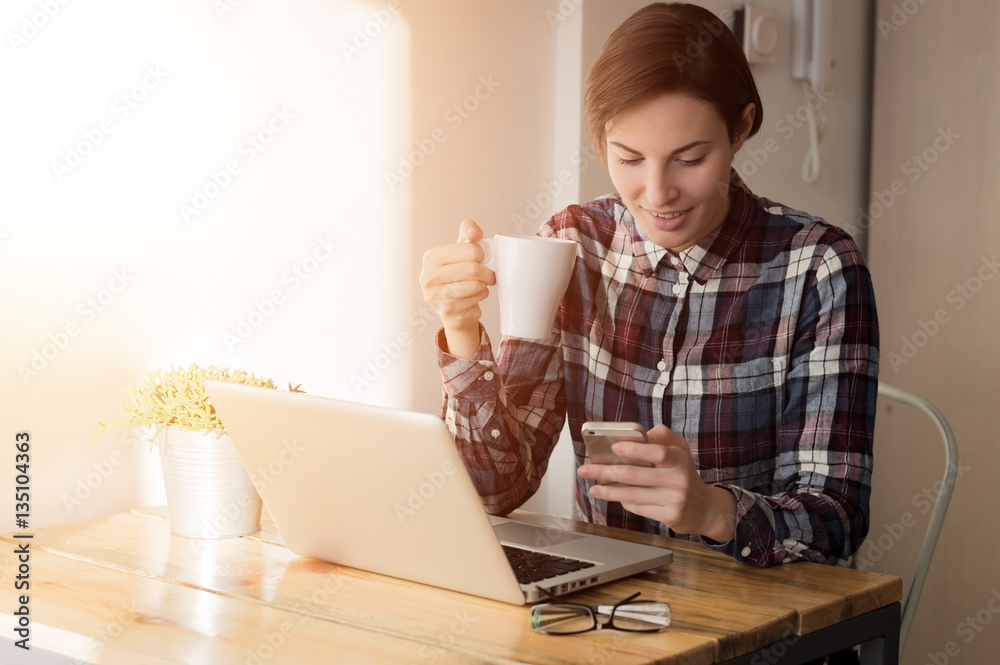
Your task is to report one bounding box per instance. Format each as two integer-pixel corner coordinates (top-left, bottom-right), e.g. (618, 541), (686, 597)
(419, 219), (496, 359)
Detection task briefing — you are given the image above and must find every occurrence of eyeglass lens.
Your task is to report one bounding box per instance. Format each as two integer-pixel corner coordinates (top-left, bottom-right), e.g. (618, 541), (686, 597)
(605, 601), (671, 630)
(532, 600), (670, 634)
(532, 604), (594, 634)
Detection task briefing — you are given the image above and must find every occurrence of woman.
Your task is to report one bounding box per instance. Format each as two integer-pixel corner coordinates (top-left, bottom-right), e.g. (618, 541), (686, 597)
(420, 3), (878, 574)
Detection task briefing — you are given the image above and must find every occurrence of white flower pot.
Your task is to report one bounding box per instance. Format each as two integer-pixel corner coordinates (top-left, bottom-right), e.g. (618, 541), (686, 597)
(158, 427), (262, 538)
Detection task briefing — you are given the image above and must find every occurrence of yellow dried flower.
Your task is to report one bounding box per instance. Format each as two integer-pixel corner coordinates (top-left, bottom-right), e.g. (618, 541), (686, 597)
(96, 363), (283, 446)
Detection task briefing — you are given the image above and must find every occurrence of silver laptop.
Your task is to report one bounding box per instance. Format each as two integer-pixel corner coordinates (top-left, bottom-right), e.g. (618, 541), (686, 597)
(204, 381), (672, 604)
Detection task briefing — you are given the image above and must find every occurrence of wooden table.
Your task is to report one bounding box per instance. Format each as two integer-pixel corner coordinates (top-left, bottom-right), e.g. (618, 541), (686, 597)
(1, 507), (901, 664)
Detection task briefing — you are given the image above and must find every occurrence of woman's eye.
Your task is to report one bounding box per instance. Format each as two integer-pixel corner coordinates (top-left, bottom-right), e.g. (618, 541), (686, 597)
(678, 156), (706, 167)
(617, 157), (642, 166)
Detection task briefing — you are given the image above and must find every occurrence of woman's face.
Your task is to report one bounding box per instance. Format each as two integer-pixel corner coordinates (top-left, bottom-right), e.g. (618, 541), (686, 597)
(606, 92), (751, 252)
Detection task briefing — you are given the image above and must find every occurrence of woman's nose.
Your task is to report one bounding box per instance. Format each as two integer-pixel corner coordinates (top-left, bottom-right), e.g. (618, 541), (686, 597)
(645, 169), (678, 207)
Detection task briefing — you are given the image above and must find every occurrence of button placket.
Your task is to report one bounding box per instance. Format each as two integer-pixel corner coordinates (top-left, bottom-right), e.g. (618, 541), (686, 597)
(658, 271), (686, 391)
(672, 271), (690, 297)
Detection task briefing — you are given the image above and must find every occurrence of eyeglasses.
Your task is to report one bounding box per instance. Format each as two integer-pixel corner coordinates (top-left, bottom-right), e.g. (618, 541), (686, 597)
(530, 591), (671, 635)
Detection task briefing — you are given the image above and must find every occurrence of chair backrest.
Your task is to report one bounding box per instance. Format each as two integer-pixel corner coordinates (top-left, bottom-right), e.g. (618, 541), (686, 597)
(876, 382), (959, 656)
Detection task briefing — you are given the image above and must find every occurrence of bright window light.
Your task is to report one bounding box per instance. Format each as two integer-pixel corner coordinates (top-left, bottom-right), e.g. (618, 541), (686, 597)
(0, 0), (412, 527)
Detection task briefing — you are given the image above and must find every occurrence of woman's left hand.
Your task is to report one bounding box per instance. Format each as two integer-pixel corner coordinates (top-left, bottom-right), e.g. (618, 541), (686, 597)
(577, 424), (737, 542)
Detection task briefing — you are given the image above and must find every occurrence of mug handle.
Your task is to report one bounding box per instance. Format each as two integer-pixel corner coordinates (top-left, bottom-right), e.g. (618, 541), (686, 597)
(477, 237), (495, 270)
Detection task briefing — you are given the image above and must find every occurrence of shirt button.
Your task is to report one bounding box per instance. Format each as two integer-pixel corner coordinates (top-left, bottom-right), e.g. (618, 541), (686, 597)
(741, 546), (752, 557)
(657, 360), (666, 371)
(490, 429), (501, 438)
(483, 371), (495, 381)
(672, 284), (681, 295)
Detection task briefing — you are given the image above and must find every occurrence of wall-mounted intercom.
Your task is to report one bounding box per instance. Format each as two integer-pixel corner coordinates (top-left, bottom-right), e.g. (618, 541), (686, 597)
(732, 4), (780, 65)
(792, 0), (835, 94)
(791, 0), (835, 184)
(731, 1), (835, 185)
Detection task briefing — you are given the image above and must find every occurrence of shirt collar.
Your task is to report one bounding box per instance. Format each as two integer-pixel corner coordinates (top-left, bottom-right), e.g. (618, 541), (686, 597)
(618, 168), (756, 284)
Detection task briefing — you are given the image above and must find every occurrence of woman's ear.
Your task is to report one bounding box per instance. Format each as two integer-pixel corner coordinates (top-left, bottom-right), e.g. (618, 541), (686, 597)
(731, 103), (756, 152)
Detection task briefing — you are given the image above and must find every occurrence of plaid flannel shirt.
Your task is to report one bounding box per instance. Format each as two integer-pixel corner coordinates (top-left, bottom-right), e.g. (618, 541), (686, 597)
(436, 170), (879, 567)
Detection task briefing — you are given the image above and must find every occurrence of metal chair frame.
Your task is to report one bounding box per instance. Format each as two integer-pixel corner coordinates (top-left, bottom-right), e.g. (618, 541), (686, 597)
(876, 382), (960, 657)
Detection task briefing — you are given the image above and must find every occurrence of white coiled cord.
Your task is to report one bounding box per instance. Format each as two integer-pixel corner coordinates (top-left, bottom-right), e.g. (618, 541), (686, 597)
(801, 81), (826, 185)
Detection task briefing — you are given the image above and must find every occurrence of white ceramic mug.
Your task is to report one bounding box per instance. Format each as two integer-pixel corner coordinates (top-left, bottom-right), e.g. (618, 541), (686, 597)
(478, 234), (578, 339)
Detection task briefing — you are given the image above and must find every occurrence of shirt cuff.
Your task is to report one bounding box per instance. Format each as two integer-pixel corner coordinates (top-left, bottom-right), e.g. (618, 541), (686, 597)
(698, 485), (775, 567)
(435, 326), (502, 402)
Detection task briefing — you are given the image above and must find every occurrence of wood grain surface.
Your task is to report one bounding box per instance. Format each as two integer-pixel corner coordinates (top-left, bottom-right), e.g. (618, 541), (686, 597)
(0, 507), (900, 664)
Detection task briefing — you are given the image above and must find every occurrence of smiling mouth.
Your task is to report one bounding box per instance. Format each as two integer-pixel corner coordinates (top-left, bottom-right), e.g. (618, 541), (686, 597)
(648, 209), (687, 220)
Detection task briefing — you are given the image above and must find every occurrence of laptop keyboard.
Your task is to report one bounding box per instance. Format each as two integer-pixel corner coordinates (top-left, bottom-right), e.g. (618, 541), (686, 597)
(502, 545), (596, 584)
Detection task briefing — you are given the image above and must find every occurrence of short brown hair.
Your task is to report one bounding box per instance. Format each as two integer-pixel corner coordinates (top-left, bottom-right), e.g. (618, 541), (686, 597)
(584, 2), (763, 161)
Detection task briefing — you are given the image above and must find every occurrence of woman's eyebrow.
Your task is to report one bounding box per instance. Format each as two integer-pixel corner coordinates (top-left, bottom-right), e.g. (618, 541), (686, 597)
(608, 140), (643, 156)
(608, 139), (711, 156)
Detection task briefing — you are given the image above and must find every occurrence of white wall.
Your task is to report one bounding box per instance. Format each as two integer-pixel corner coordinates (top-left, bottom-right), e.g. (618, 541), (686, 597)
(865, 1), (1000, 661)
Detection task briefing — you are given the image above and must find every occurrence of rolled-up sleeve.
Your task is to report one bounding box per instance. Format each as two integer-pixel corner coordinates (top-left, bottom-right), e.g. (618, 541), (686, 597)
(437, 325), (566, 515)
